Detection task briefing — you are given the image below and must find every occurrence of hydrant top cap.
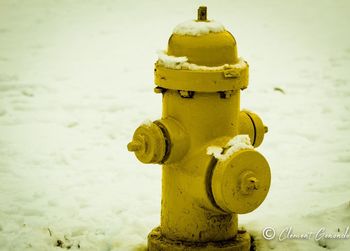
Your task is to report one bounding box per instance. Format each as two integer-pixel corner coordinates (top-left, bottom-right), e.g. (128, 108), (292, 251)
(168, 7), (238, 67)
(154, 7), (248, 92)
(167, 31), (238, 66)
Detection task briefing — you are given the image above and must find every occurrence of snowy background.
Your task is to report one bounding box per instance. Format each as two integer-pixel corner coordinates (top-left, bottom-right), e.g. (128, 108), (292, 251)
(0, 0), (349, 250)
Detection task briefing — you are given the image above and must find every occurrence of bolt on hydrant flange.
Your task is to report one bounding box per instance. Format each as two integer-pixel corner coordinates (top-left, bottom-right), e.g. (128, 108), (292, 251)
(128, 6), (271, 251)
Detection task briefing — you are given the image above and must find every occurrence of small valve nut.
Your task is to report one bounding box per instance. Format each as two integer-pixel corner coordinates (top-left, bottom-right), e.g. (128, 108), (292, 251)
(127, 122), (166, 164)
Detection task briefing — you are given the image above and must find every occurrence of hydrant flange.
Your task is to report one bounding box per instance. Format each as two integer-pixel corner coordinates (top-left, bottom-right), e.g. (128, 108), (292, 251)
(155, 59), (249, 92)
(148, 227), (251, 251)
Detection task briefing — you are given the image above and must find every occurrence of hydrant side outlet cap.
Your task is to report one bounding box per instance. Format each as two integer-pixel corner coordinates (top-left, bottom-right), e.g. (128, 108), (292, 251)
(211, 149), (271, 214)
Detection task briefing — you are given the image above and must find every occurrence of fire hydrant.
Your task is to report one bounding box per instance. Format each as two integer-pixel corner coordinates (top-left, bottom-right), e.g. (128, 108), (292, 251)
(128, 7), (271, 251)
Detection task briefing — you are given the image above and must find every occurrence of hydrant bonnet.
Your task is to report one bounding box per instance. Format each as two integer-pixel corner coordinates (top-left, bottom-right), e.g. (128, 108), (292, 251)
(155, 8), (249, 92)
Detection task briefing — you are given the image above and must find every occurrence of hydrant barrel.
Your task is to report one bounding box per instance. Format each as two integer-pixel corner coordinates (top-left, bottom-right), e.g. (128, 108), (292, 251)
(160, 90), (241, 242)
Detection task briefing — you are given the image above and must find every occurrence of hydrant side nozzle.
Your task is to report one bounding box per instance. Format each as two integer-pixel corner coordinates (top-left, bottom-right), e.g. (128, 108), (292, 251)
(128, 122), (167, 164)
(238, 110), (267, 147)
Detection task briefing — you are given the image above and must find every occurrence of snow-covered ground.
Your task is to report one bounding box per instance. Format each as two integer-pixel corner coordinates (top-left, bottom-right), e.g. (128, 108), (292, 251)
(0, 0), (349, 250)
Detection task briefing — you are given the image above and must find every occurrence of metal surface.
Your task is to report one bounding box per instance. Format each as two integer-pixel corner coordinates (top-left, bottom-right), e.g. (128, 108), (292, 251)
(127, 6), (271, 251)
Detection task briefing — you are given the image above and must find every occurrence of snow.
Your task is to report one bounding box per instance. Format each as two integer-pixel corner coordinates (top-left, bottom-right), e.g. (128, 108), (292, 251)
(157, 50), (247, 70)
(173, 20), (225, 36)
(206, 146), (223, 159)
(141, 119), (153, 127)
(156, 50), (188, 69)
(0, 1), (350, 251)
(207, 135), (253, 161)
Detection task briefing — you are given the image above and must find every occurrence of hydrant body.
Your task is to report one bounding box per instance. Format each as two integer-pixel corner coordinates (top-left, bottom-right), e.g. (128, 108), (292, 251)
(160, 90), (241, 242)
(128, 7), (271, 251)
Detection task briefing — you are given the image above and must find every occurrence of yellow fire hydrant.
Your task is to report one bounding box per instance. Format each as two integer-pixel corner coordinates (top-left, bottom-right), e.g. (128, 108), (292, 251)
(128, 7), (271, 251)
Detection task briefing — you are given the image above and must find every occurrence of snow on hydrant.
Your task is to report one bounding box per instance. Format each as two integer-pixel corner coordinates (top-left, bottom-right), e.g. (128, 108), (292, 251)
(127, 6), (271, 251)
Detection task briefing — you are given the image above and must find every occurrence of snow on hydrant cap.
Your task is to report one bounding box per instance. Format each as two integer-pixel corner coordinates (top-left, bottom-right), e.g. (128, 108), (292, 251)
(173, 19), (225, 36)
(173, 6), (225, 36)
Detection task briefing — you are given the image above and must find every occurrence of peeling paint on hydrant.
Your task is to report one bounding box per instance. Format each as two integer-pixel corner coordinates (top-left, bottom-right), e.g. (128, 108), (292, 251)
(127, 6), (271, 251)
